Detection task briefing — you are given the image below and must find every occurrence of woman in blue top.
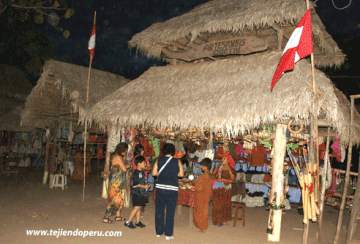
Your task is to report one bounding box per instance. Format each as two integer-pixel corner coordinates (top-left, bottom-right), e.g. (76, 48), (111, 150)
(152, 143), (184, 240)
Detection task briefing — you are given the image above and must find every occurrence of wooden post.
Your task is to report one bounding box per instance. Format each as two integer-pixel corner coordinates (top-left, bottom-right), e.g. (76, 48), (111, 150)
(42, 132), (50, 185)
(102, 127), (111, 199)
(317, 127), (330, 240)
(268, 124), (287, 242)
(83, 11), (96, 203)
(346, 151), (360, 243)
(335, 96), (355, 243)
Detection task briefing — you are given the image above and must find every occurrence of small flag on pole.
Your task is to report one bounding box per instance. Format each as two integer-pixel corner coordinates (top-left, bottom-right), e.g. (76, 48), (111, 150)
(271, 9), (313, 90)
(88, 23), (96, 59)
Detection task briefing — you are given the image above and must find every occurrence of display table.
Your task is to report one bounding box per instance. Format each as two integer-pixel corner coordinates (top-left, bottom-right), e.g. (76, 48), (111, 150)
(155, 181), (246, 227)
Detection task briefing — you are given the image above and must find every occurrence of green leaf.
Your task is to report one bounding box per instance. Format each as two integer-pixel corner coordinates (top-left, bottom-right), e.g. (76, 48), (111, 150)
(64, 8), (75, 19)
(34, 14), (44, 24)
(53, 1), (60, 8)
(63, 30), (70, 38)
(19, 12), (29, 22)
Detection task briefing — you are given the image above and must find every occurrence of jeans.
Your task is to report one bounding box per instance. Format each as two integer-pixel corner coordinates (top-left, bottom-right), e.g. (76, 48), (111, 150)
(155, 188), (178, 236)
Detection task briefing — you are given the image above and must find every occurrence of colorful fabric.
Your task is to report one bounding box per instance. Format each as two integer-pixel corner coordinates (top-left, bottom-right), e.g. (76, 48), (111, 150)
(223, 153), (235, 170)
(103, 163), (125, 218)
(177, 188), (196, 207)
(212, 188), (232, 225)
(194, 172), (213, 230)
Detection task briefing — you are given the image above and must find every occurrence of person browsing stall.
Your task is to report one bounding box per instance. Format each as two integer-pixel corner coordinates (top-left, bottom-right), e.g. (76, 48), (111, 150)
(193, 158), (214, 233)
(102, 142), (129, 224)
(152, 143), (184, 240)
(124, 156), (150, 229)
(212, 153), (236, 227)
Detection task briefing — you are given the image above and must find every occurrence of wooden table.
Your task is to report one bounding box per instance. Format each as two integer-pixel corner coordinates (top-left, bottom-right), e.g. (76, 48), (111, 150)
(176, 188), (196, 227)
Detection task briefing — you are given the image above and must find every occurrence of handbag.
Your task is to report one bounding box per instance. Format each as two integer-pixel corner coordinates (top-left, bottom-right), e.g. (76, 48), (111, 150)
(102, 178), (109, 199)
(212, 180), (224, 189)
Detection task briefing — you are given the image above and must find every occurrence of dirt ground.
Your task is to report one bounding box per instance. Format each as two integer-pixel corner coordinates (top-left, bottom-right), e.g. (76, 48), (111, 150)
(0, 169), (356, 244)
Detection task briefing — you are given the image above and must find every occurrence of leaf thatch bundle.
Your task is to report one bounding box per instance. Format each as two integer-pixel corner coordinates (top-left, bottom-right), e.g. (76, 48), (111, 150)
(129, 0), (344, 68)
(0, 106), (34, 132)
(83, 52), (360, 146)
(0, 65), (33, 116)
(21, 60), (131, 129)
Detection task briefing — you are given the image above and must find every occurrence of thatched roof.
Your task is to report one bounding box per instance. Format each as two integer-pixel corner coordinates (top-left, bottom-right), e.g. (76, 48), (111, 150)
(21, 60), (131, 129)
(129, 0), (344, 68)
(0, 65), (33, 117)
(83, 52), (360, 145)
(0, 106), (33, 132)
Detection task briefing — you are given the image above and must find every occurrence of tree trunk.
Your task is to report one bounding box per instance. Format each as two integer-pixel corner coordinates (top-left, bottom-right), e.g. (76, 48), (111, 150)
(268, 124), (287, 242)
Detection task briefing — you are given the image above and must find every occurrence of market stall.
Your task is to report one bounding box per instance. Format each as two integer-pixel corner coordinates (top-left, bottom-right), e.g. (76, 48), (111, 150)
(20, 59), (131, 186)
(82, 0), (359, 242)
(82, 51), (360, 241)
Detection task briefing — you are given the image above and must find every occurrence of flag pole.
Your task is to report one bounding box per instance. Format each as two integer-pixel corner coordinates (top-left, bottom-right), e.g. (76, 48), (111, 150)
(305, 0), (316, 93)
(83, 11), (96, 203)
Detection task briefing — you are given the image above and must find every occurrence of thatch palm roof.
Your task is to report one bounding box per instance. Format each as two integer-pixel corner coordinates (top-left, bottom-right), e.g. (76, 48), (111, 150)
(0, 106), (33, 132)
(0, 65), (33, 116)
(129, 0), (344, 68)
(83, 52), (360, 145)
(21, 60), (131, 129)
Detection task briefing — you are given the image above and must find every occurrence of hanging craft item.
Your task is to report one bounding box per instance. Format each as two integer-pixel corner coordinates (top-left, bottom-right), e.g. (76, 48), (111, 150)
(287, 119), (304, 134)
(125, 129), (136, 163)
(96, 144), (104, 159)
(330, 133), (341, 162)
(108, 127), (121, 153)
(250, 143), (267, 167)
(149, 136), (160, 158)
(141, 137), (155, 158)
(89, 127), (97, 142)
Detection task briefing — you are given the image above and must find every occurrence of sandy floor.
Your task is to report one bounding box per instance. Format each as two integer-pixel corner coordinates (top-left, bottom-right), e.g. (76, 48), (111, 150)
(0, 169), (356, 244)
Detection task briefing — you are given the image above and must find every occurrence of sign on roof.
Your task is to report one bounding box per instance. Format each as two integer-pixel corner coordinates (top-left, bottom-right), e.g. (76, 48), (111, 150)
(161, 36), (268, 61)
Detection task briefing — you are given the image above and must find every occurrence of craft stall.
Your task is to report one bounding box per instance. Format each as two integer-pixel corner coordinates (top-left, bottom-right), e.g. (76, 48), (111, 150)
(20, 59), (130, 187)
(81, 0), (360, 242)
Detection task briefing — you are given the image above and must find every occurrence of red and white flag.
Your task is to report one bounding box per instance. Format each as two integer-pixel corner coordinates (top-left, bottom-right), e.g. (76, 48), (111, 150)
(88, 23), (96, 59)
(271, 9), (313, 90)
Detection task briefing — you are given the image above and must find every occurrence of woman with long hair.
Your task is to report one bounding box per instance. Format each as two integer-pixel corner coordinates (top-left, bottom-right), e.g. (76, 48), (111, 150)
(102, 142), (129, 224)
(212, 153), (236, 226)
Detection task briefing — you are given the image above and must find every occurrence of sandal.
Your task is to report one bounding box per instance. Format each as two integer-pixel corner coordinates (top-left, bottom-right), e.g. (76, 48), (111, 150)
(115, 216), (126, 221)
(102, 218), (114, 224)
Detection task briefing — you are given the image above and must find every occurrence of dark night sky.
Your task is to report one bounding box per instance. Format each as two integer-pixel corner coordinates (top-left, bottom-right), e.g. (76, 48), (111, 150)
(22, 0), (360, 97)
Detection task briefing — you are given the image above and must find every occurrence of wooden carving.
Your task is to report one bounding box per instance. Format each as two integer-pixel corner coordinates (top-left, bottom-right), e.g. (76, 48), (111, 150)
(161, 36), (268, 61)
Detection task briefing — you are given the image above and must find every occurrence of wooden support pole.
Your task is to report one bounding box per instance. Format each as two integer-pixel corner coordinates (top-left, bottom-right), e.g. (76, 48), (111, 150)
(346, 95), (360, 243)
(268, 124), (287, 242)
(317, 127), (330, 240)
(42, 132), (50, 185)
(346, 152), (360, 243)
(83, 11), (96, 203)
(335, 96), (355, 243)
(101, 127), (111, 199)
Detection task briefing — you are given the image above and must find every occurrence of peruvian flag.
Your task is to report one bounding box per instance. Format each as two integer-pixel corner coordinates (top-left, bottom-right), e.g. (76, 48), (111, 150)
(271, 9), (313, 90)
(88, 23), (96, 59)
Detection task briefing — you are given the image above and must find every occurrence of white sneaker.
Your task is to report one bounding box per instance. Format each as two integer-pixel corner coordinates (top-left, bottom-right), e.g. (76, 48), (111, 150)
(165, 236), (175, 240)
(156, 235), (161, 237)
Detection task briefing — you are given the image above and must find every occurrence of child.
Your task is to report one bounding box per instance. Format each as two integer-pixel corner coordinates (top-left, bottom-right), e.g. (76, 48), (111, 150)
(193, 158), (214, 233)
(124, 156), (150, 229)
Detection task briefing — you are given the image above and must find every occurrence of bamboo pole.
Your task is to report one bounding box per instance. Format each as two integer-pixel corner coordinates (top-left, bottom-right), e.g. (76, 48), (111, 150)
(334, 96), (354, 243)
(42, 132), (50, 185)
(346, 149), (360, 243)
(82, 11), (96, 203)
(305, 0), (316, 93)
(268, 124), (287, 242)
(317, 127), (330, 240)
(101, 127), (111, 199)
